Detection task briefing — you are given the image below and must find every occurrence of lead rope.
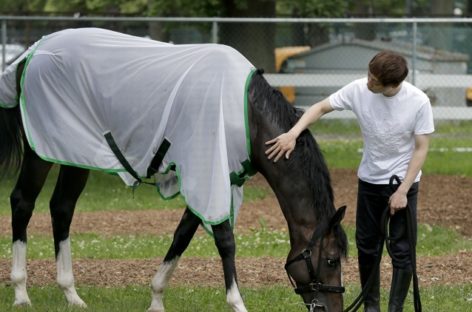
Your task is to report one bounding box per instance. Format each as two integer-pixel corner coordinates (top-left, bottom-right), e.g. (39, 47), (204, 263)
(384, 175), (422, 312)
(343, 231), (385, 312)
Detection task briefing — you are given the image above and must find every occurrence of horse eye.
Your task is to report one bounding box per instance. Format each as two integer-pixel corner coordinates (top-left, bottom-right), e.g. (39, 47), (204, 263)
(326, 258), (338, 267)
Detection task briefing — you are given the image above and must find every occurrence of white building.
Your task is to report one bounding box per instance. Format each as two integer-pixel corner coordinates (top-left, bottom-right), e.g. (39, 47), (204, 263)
(281, 38), (470, 108)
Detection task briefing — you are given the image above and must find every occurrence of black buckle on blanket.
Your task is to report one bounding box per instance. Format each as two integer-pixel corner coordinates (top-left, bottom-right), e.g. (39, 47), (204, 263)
(230, 159), (257, 186)
(105, 132), (173, 184)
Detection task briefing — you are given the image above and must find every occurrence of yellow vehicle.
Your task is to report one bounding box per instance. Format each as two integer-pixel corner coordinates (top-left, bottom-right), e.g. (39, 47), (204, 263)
(274, 46), (310, 104)
(467, 86), (472, 107)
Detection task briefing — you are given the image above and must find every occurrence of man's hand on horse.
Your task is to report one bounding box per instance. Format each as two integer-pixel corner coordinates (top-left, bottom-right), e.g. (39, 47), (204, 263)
(265, 132), (296, 162)
(388, 190), (408, 215)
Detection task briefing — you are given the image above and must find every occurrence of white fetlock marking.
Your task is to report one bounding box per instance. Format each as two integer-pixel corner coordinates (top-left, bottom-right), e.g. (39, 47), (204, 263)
(11, 241), (31, 306)
(148, 257), (180, 312)
(227, 278), (247, 312)
(56, 238), (87, 307)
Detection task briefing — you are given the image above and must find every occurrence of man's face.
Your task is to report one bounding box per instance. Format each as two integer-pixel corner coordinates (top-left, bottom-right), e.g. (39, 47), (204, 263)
(367, 71), (399, 96)
(367, 71), (384, 93)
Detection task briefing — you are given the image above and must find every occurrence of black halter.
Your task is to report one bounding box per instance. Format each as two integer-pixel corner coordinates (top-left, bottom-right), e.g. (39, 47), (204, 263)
(284, 225), (345, 297)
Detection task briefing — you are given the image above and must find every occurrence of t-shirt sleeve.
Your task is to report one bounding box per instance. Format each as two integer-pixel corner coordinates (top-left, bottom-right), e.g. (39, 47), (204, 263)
(414, 100), (435, 135)
(329, 80), (357, 111)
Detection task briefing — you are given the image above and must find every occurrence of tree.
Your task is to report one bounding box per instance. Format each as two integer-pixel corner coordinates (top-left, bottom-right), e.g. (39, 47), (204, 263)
(278, 0), (347, 47)
(217, 0), (276, 72)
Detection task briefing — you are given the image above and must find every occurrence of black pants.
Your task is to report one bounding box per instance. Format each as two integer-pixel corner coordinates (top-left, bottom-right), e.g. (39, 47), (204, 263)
(356, 179), (418, 269)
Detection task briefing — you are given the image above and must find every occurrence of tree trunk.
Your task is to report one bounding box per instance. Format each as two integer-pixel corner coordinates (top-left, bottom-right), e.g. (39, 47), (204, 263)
(219, 0), (276, 72)
(427, 0), (455, 50)
(431, 0), (454, 16)
(351, 2), (376, 41)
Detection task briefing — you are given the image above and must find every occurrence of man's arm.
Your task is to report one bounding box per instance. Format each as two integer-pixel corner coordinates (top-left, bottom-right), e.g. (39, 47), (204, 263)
(389, 133), (431, 215)
(265, 98), (334, 162)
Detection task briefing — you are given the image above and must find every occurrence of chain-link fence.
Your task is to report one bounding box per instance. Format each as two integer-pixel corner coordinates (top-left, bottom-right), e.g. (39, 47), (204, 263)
(1, 16), (472, 120)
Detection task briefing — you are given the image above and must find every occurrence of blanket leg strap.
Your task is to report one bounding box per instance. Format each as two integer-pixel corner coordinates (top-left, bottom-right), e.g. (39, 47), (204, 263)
(146, 138), (171, 178)
(104, 131), (142, 184)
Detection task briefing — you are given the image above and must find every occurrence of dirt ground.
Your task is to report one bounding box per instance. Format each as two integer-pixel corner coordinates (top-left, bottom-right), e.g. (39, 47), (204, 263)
(0, 169), (471, 288)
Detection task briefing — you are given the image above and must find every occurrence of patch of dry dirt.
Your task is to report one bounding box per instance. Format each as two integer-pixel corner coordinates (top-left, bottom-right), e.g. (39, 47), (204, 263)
(1, 253), (471, 288)
(0, 169), (471, 288)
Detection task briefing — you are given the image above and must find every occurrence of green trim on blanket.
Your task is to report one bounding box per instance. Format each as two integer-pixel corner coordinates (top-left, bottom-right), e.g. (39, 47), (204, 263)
(155, 161), (234, 236)
(228, 69), (258, 186)
(227, 68), (258, 187)
(244, 69), (256, 159)
(19, 40), (39, 153)
(200, 194), (235, 236)
(0, 99), (18, 108)
(155, 161), (182, 200)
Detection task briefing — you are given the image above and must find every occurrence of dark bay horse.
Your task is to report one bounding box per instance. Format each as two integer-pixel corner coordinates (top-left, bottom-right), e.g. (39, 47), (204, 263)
(0, 39), (347, 312)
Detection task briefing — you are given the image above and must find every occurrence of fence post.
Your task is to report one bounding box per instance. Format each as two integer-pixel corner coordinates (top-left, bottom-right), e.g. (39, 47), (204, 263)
(211, 20), (218, 43)
(1, 19), (6, 71)
(411, 20), (417, 85)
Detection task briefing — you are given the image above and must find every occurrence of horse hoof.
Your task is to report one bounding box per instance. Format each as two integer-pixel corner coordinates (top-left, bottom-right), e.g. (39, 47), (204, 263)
(13, 298), (31, 306)
(67, 297), (87, 308)
(69, 300), (87, 308)
(147, 306), (165, 312)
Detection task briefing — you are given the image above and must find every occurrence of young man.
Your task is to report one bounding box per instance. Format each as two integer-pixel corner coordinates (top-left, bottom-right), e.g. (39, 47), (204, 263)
(265, 50), (434, 312)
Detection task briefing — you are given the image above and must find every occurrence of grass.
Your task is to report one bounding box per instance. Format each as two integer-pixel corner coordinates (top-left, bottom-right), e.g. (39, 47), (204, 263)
(0, 284), (471, 312)
(0, 225), (469, 260)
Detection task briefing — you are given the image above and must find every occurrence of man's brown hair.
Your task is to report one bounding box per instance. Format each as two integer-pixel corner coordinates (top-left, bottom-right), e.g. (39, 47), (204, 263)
(368, 51), (408, 86)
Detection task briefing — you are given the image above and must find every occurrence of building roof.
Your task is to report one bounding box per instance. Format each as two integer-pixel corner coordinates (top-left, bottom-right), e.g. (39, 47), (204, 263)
(290, 38), (469, 62)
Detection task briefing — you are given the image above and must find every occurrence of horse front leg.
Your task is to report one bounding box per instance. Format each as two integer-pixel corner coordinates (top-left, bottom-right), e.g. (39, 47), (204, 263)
(212, 221), (247, 312)
(10, 149), (52, 306)
(148, 207), (200, 312)
(49, 165), (89, 307)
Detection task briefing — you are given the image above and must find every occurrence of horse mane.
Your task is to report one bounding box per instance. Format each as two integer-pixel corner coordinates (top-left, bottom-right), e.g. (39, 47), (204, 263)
(249, 70), (347, 257)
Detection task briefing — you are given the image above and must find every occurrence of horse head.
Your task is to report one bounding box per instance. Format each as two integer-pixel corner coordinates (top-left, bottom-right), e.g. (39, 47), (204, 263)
(285, 205), (347, 311)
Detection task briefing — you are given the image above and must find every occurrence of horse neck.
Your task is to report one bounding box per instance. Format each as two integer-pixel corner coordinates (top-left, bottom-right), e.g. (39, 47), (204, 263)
(248, 104), (327, 250)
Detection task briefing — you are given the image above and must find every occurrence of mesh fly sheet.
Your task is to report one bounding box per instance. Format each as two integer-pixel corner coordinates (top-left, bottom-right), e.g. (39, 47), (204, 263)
(1, 28), (256, 229)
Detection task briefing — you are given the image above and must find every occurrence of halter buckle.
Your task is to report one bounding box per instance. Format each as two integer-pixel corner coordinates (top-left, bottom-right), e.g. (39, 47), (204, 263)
(308, 298), (327, 312)
(302, 248), (312, 258)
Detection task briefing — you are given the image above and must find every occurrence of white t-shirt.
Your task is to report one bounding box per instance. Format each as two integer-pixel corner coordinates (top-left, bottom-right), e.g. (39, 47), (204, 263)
(329, 78), (434, 184)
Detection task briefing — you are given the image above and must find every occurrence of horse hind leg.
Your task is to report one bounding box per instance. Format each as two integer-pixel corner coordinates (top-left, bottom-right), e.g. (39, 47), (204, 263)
(49, 165), (89, 307)
(148, 207), (200, 312)
(10, 148), (52, 306)
(212, 221), (247, 312)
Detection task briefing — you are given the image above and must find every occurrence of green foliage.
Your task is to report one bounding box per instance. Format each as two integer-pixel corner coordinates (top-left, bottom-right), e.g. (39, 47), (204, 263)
(346, 0), (431, 16)
(147, 0), (219, 17)
(277, 0), (347, 17)
(0, 0), (379, 17)
(0, 0), (47, 13)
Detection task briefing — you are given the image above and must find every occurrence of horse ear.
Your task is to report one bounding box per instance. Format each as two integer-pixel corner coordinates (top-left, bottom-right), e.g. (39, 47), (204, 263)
(329, 205), (346, 229)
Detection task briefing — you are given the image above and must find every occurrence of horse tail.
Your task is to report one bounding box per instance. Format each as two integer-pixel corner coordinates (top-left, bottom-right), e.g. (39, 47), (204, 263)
(0, 105), (24, 176)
